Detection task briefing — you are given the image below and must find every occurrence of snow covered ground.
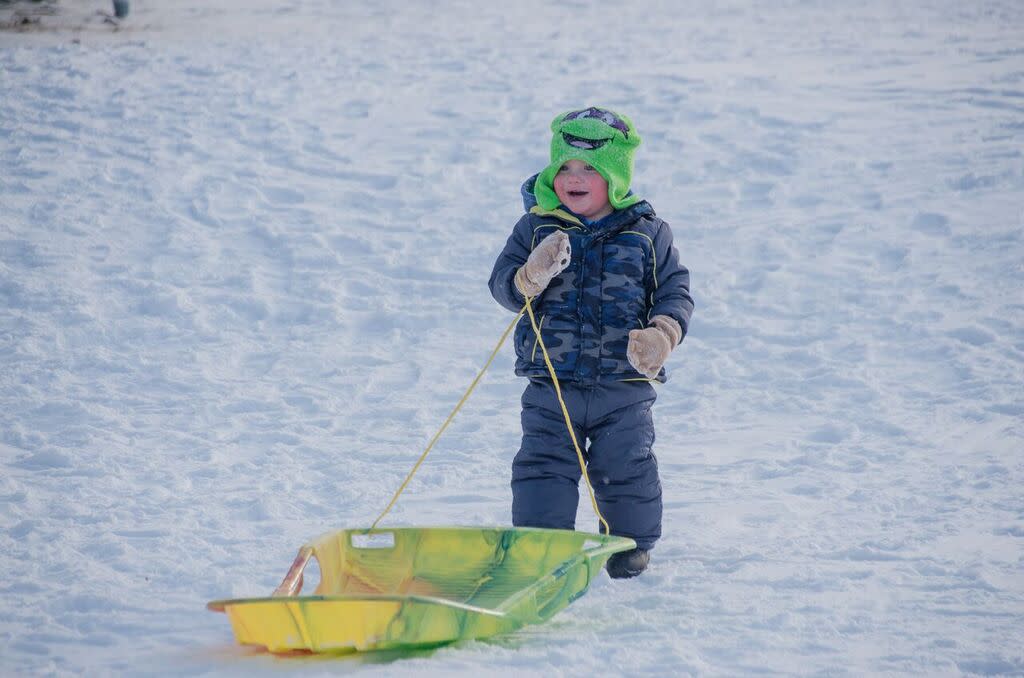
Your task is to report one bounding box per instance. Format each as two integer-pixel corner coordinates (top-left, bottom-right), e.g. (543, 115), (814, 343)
(2, 0), (1023, 675)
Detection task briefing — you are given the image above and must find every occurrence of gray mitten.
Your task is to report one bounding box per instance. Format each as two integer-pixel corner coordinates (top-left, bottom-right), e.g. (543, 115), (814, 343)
(627, 315), (683, 378)
(514, 231), (571, 298)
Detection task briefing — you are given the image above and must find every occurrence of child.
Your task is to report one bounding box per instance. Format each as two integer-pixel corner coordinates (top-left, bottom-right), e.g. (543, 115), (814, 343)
(488, 107), (693, 578)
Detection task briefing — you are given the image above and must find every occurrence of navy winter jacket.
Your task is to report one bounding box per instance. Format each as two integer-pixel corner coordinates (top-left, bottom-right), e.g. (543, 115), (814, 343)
(489, 178), (693, 384)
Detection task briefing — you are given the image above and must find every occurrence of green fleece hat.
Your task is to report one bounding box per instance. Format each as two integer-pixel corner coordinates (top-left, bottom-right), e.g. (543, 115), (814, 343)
(534, 107), (642, 212)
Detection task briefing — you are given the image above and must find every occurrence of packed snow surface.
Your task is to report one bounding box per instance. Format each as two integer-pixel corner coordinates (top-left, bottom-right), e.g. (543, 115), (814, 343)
(2, 1), (1023, 675)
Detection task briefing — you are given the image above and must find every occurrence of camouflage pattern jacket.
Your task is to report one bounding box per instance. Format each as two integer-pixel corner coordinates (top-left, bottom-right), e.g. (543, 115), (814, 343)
(489, 194), (693, 384)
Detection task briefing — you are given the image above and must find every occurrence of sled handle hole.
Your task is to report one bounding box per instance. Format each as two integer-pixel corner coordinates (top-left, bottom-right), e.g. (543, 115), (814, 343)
(351, 531), (396, 549)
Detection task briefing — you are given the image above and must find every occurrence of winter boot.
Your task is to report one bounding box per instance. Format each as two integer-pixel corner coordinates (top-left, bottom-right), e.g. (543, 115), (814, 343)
(606, 548), (650, 579)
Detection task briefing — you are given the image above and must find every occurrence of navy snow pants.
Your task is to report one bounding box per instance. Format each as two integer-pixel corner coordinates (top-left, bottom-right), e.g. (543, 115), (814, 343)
(511, 379), (663, 550)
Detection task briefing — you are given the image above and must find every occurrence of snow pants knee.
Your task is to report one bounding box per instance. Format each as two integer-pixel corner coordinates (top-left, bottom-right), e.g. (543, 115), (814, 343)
(511, 379), (663, 550)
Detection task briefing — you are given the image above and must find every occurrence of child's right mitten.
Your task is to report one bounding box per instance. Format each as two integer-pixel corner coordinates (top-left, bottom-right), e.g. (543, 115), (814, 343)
(514, 231), (571, 298)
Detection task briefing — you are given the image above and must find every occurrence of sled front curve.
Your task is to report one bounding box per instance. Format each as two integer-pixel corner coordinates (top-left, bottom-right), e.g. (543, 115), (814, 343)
(207, 526), (635, 653)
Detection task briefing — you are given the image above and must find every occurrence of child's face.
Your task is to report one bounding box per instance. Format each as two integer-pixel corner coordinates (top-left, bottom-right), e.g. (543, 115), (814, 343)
(553, 159), (614, 221)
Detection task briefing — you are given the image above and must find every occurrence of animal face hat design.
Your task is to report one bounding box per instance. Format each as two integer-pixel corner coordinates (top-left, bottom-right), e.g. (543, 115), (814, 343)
(533, 107), (642, 212)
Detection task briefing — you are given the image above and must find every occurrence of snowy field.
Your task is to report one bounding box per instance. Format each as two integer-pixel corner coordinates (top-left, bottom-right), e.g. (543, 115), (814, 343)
(2, 0), (1023, 675)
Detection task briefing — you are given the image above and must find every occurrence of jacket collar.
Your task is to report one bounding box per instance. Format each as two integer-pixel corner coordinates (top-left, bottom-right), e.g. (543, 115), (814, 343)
(530, 200), (654, 237)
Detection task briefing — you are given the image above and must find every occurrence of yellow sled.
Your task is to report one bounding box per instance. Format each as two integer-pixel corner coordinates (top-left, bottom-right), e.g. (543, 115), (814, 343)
(208, 526), (635, 653)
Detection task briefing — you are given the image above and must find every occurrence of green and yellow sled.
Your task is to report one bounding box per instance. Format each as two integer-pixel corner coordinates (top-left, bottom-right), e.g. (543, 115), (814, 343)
(209, 300), (639, 653)
(208, 526), (634, 653)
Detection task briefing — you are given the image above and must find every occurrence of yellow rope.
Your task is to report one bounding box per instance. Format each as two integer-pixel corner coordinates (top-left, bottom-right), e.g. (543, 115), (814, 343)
(370, 306), (525, 529)
(521, 295), (610, 535)
(372, 296), (611, 537)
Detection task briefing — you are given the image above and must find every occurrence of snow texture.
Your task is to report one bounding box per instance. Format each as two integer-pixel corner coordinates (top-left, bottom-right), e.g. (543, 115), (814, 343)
(2, 1), (1023, 675)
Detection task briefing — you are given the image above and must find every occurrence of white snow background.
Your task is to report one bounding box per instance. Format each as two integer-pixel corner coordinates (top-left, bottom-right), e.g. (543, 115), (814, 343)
(2, 1), (1023, 675)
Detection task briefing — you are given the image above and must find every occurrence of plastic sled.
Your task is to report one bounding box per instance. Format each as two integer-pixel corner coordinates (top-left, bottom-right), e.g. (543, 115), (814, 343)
(207, 526), (635, 653)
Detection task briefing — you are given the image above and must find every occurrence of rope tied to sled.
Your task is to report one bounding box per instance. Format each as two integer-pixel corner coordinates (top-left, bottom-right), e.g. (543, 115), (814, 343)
(371, 296), (611, 535)
(521, 295), (611, 536)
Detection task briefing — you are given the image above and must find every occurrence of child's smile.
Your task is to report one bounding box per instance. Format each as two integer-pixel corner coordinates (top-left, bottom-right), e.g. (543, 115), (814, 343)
(553, 159), (614, 221)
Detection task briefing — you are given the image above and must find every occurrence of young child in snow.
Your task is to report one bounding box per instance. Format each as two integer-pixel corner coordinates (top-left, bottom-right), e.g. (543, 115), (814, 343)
(488, 107), (693, 578)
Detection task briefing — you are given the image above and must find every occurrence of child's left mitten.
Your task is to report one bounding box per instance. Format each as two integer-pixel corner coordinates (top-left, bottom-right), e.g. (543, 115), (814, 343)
(627, 315), (683, 378)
